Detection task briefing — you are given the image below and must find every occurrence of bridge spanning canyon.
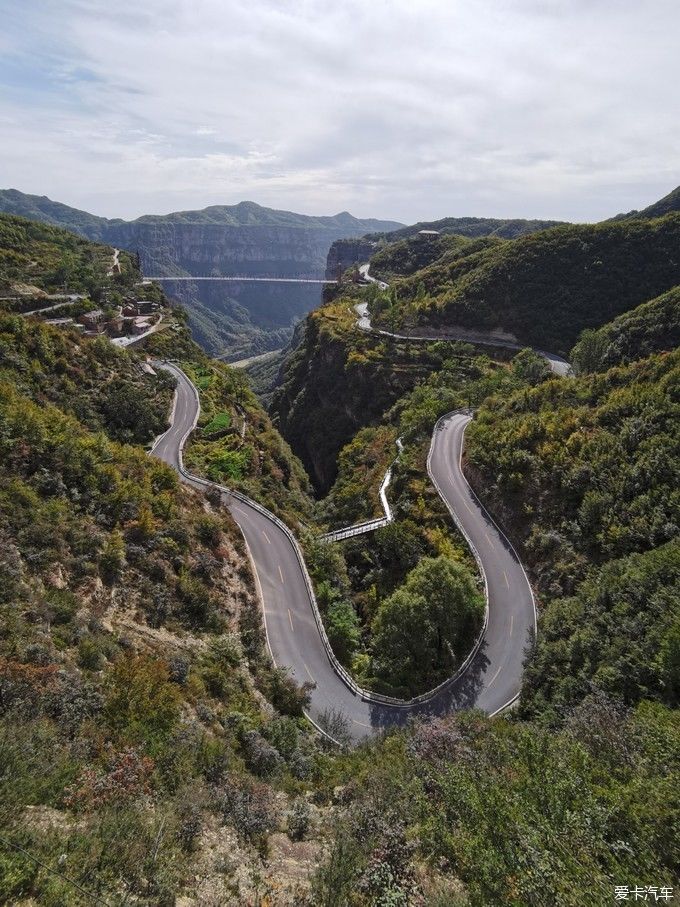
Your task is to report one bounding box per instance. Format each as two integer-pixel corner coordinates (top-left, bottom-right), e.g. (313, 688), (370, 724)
(146, 275), (338, 284)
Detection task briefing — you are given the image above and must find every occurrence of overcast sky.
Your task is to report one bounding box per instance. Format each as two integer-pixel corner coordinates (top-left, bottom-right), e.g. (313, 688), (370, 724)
(0, 0), (678, 223)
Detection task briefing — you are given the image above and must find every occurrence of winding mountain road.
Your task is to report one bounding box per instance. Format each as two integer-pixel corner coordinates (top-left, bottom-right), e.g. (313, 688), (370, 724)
(357, 263), (572, 376)
(152, 363), (536, 742)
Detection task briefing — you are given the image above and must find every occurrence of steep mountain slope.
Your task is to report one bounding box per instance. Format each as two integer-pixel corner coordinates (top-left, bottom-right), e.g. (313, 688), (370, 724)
(0, 189), (403, 359)
(0, 188), (114, 237)
(0, 219), (335, 904)
(286, 274), (679, 902)
(3, 197), (679, 906)
(275, 208), (680, 716)
(272, 300), (446, 491)
(369, 232), (501, 280)
(638, 184), (680, 217)
(572, 286), (680, 373)
(370, 213), (680, 355)
(612, 183), (680, 220)
(147, 324), (313, 526)
(466, 347), (680, 715)
(0, 319), (330, 904)
(0, 212), (127, 295)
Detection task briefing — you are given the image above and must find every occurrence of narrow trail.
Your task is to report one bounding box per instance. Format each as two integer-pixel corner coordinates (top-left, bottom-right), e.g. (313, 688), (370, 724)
(319, 437), (403, 543)
(107, 248), (121, 277)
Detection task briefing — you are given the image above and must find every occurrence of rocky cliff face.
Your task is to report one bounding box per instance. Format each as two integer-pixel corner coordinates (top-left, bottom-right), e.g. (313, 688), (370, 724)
(100, 223), (385, 358)
(106, 223), (362, 277)
(100, 222), (336, 358)
(325, 237), (379, 279)
(271, 306), (437, 492)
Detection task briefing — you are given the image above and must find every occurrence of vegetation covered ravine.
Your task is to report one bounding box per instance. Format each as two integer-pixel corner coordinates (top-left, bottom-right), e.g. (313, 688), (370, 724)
(1, 204), (678, 905)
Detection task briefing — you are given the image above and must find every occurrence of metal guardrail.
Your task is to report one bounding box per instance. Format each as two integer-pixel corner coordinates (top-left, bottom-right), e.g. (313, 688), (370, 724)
(155, 364), (498, 711)
(319, 436), (402, 544)
(320, 517), (389, 543)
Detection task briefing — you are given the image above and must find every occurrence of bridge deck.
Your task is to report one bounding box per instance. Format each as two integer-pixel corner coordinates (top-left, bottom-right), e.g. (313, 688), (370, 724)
(146, 276), (336, 284)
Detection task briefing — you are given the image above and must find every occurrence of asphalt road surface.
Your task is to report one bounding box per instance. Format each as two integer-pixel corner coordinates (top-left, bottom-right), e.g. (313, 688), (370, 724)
(152, 363), (535, 742)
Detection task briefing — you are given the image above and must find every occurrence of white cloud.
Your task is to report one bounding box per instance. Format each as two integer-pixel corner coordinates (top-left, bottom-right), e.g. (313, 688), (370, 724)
(0, 0), (678, 221)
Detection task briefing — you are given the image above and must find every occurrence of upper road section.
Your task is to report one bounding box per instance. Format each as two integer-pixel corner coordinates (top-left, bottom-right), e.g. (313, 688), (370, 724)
(357, 264), (572, 376)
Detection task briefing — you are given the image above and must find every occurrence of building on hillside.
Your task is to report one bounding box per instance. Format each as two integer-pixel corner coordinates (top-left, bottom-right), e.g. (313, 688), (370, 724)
(131, 317), (153, 335)
(417, 230), (440, 238)
(106, 313), (125, 336)
(122, 299), (160, 317)
(136, 300), (160, 315)
(79, 309), (105, 332)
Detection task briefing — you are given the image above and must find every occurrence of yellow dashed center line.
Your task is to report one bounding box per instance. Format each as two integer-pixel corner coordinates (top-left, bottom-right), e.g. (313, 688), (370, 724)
(352, 718), (372, 728)
(278, 564), (285, 584)
(262, 529), (271, 544)
(463, 499), (474, 514)
(509, 614), (514, 637)
(287, 609), (294, 632)
(302, 661), (315, 682)
(485, 532), (495, 549)
(503, 570), (510, 589)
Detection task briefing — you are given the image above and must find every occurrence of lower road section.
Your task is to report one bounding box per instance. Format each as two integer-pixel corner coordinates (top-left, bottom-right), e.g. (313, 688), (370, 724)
(152, 363), (536, 742)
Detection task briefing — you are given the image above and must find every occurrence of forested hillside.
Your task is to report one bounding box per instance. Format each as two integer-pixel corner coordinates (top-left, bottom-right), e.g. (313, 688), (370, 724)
(324, 214), (564, 280)
(0, 316), (337, 903)
(572, 286), (680, 372)
(616, 184), (680, 220)
(272, 206), (680, 901)
(0, 213), (131, 295)
(372, 213), (565, 241)
(0, 226), (331, 904)
(272, 299), (447, 491)
(369, 233), (501, 280)
(369, 212), (680, 355)
(292, 291), (678, 903)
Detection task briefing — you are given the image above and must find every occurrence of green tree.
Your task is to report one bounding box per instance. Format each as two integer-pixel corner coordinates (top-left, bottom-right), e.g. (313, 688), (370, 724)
(511, 348), (551, 385)
(372, 556), (484, 694)
(326, 598), (361, 667)
(571, 327), (609, 373)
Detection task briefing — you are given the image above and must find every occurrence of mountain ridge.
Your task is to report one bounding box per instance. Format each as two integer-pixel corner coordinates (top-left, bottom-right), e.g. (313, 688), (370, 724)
(0, 189), (403, 234)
